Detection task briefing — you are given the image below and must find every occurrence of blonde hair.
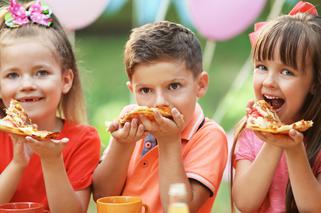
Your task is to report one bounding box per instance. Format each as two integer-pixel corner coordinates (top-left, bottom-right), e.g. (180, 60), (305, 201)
(0, 2), (87, 123)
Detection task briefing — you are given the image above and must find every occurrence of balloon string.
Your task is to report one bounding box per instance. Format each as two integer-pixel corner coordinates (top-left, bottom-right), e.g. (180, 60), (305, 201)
(203, 40), (216, 72)
(212, 0), (285, 123)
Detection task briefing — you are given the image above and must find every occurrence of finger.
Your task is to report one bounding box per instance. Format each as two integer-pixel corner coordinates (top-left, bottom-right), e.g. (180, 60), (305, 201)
(26, 136), (38, 142)
(108, 121), (119, 132)
(51, 137), (69, 144)
(247, 100), (254, 108)
(172, 108), (184, 128)
(289, 129), (304, 143)
(139, 115), (153, 131)
(136, 124), (145, 138)
(128, 119), (138, 138)
(113, 122), (130, 138)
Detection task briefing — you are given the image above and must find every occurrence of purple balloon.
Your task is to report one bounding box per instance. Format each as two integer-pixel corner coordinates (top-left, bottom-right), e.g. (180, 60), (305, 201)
(188, 0), (266, 41)
(46, 0), (109, 30)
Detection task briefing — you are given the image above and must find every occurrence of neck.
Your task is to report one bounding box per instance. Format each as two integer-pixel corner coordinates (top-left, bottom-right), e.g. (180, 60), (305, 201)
(34, 116), (64, 132)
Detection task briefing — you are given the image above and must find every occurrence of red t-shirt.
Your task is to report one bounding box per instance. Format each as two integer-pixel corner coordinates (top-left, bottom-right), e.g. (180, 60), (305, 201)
(0, 121), (101, 209)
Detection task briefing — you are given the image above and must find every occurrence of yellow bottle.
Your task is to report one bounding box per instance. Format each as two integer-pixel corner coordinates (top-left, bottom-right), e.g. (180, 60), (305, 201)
(168, 183), (189, 213)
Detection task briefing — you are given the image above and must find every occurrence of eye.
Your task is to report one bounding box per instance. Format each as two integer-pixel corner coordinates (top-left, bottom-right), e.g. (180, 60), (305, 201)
(5, 72), (19, 79)
(255, 64), (267, 71)
(35, 70), (49, 77)
(168, 82), (181, 90)
(281, 69), (294, 76)
(139, 87), (151, 94)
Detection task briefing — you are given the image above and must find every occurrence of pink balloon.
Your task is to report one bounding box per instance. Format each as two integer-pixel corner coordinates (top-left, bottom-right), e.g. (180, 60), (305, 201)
(188, 0), (266, 41)
(46, 0), (109, 30)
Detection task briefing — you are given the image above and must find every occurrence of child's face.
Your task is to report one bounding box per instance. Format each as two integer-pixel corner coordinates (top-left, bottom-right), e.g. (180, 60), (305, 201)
(0, 38), (73, 125)
(253, 55), (313, 124)
(128, 60), (208, 129)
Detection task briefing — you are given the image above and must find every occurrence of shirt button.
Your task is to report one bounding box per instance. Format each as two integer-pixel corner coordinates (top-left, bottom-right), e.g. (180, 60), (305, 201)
(145, 141), (152, 149)
(142, 160), (148, 168)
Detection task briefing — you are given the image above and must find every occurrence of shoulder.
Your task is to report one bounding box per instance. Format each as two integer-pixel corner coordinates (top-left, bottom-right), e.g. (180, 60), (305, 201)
(185, 118), (228, 156)
(193, 118), (228, 145)
(61, 121), (101, 147)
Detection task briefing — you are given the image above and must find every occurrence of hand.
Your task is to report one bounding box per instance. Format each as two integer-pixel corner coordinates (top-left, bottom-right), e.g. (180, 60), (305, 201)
(108, 118), (145, 144)
(140, 107), (184, 142)
(246, 99), (255, 114)
(254, 129), (304, 149)
(11, 135), (32, 168)
(25, 136), (69, 161)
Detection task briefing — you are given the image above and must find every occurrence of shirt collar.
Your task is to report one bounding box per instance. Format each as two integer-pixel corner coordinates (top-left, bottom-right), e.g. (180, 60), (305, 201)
(181, 103), (205, 141)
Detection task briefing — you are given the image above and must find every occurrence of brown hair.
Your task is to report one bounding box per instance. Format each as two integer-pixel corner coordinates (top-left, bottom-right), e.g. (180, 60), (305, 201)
(231, 13), (321, 212)
(0, 1), (87, 123)
(124, 21), (203, 80)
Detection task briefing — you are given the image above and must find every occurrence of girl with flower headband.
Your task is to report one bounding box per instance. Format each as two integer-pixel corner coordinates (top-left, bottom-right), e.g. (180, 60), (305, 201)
(0, 0), (100, 212)
(231, 1), (321, 212)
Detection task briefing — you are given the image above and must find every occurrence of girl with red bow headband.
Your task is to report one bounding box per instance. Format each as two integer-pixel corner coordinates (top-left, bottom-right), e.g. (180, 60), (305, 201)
(0, 1), (100, 212)
(232, 1), (321, 212)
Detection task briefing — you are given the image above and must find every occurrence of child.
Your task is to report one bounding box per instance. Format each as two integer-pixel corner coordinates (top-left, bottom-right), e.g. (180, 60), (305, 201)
(232, 1), (321, 212)
(0, 0), (100, 212)
(93, 21), (228, 213)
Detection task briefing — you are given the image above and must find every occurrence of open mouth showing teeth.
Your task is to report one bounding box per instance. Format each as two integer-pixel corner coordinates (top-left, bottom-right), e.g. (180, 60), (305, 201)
(18, 98), (43, 102)
(263, 95), (284, 110)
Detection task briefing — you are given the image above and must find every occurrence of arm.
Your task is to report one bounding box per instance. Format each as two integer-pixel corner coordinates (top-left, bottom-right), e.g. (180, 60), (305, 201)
(285, 142), (321, 212)
(40, 155), (87, 213)
(0, 137), (31, 203)
(93, 138), (135, 200)
(141, 108), (210, 212)
(93, 119), (144, 200)
(232, 143), (283, 212)
(0, 161), (26, 203)
(158, 137), (210, 212)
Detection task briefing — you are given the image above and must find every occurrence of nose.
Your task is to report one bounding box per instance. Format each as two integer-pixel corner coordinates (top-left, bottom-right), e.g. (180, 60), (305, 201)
(155, 90), (168, 107)
(19, 75), (36, 91)
(262, 72), (277, 89)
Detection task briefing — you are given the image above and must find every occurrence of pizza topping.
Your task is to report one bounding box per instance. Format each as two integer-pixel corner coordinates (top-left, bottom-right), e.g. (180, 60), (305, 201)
(246, 100), (313, 134)
(0, 99), (59, 140)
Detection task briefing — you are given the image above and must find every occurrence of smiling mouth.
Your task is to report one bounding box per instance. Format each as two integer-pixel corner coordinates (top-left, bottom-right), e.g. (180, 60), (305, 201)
(17, 97), (44, 103)
(263, 95), (285, 110)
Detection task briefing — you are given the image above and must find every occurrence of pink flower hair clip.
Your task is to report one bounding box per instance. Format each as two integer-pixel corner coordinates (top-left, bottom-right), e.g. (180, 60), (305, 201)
(4, 0), (53, 28)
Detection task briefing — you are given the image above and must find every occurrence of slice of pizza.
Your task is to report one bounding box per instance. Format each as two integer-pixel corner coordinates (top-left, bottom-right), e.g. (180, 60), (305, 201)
(246, 100), (313, 134)
(119, 105), (173, 125)
(0, 99), (59, 140)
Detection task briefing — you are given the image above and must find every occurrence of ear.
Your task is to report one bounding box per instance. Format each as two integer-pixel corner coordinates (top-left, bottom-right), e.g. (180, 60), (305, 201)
(196, 71), (209, 98)
(62, 69), (74, 94)
(126, 81), (134, 93)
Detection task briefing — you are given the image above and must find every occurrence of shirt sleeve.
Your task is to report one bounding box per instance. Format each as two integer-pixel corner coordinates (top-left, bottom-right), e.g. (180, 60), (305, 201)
(63, 126), (101, 190)
(234, 129), (260, 162)
(183, 123), (228, 195)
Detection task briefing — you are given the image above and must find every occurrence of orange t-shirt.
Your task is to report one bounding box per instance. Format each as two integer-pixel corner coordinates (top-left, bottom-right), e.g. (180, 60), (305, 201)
(118, 103), (228, 213)
(0, 121), (101, 209)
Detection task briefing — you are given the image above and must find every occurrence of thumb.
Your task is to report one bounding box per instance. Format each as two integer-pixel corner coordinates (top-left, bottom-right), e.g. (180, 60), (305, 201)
(289, 129), (304, 143)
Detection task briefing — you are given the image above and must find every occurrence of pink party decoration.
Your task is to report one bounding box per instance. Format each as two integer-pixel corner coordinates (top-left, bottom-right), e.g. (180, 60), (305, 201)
(45, 0), (109, 30)
(188, 0), (266, 41)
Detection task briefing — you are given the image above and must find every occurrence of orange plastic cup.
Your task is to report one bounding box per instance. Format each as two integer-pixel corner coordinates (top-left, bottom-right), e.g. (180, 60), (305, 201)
(97, 196), (149, 213)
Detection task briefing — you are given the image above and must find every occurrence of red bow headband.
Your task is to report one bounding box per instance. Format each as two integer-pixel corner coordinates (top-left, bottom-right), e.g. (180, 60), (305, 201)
(249, 1), (318, 47)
